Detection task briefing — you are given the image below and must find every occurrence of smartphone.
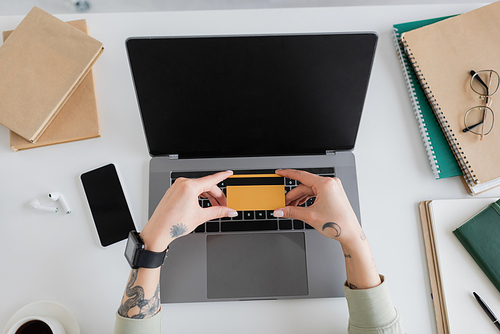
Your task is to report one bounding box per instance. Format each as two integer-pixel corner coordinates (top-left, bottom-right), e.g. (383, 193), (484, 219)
(81, 163), (136, 247)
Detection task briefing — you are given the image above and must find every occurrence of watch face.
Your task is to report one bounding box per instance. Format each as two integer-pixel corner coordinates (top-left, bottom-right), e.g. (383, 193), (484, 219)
(125, 231), (142, 268)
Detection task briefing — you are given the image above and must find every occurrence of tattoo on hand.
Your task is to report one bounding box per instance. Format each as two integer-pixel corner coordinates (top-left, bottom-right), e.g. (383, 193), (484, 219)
(360, 230), (366, 241)
(118, 269), (161, 319)
(348, 282), (358, 289)
(170, 223), (188, 238)
(344, 254), (351, 258)
(322, 222), (341, 237)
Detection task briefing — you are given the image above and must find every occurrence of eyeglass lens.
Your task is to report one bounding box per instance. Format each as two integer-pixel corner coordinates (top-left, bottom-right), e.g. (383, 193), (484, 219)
(464, 106), (494, 135)
(471, 70), (500, 97)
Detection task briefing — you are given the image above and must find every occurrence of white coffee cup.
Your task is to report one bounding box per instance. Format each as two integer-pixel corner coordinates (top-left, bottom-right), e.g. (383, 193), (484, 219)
(7, 316), (66, 334)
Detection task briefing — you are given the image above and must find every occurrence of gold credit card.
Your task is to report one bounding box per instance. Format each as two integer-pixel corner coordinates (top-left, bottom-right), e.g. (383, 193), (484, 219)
(226, 174), (285, 211)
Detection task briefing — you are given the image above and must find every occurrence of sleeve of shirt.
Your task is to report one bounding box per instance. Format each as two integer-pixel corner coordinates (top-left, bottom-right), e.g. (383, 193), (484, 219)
(344, 275), (405, 334)
(113, 311), (162, 334)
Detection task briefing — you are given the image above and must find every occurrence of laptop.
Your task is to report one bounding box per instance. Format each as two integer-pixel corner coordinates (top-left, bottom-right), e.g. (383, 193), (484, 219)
(126, 32), (378, 303)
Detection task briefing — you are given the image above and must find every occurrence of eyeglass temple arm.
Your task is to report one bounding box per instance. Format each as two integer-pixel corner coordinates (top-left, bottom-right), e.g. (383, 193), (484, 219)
(463, 119), (484, 133)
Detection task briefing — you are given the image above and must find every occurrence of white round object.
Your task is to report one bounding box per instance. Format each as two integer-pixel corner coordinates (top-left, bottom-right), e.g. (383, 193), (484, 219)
(3, 301), (79, 334)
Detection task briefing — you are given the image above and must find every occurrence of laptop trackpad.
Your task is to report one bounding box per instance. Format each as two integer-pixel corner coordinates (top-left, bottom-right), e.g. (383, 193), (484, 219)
(207, 232), (308, 299)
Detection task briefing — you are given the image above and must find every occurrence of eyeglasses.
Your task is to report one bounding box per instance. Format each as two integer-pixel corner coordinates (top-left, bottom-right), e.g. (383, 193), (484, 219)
(463, 69), (498, 140)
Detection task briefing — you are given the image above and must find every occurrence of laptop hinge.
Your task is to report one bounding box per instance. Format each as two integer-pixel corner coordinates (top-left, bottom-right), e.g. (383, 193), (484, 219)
(326, 150), (336, 156)
(168, 154), (179, 160)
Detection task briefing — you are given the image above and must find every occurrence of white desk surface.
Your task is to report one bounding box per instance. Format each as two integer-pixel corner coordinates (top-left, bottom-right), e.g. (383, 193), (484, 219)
(1, 3), (499, 333)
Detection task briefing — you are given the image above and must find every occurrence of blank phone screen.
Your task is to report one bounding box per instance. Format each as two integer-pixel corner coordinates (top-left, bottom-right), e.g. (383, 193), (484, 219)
(81, 164), (135, 247)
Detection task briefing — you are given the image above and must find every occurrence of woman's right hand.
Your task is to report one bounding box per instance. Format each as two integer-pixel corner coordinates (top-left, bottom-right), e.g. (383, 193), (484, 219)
(273, 169), (365, 248)
(276, 169), (381, 291)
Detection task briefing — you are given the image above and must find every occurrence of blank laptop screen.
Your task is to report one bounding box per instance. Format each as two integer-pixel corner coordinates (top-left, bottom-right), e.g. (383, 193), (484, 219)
(126, 33), (377, 158)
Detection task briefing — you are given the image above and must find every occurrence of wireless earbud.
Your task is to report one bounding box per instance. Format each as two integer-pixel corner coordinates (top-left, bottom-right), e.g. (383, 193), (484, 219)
(29, 199), (58, 213)
(48, 192), (71, 214)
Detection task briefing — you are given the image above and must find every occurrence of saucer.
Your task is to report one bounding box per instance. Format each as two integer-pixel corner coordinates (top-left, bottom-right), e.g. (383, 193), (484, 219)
(3, 301), (80, 334)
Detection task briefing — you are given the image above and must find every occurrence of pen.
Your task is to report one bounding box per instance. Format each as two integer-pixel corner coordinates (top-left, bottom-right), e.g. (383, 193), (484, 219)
(473, 291), (500, 331)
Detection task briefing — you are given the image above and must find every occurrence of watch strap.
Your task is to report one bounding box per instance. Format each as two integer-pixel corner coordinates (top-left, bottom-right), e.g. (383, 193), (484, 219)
(135, 248), (167, 269)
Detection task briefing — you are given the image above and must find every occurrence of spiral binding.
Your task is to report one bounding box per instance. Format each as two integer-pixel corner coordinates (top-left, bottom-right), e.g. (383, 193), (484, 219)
(393, 29), (440, 179)
(401, 36), (479, 186)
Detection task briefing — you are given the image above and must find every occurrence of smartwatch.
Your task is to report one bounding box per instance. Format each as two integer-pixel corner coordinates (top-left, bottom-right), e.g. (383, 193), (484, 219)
(124, 230), (167, 269)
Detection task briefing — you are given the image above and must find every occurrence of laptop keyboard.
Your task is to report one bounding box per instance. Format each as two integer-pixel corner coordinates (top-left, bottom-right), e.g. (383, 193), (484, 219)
(170, 167), (335, 233)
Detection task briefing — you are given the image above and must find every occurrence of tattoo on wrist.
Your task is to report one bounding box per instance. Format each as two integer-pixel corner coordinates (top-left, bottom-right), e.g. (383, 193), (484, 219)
(170, 223), (188, 238)
(118, 269), (161, 319)
(322, 222), (341, 237)
(344, 253), (351, 258)
(348, 282), (358, 290)
(360, 230), (366, 241)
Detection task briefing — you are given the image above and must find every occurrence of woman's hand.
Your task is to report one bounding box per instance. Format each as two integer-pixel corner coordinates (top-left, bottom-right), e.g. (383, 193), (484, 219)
(274, 169), (380, 290)
(140, 170), (237, 252)
(273, 169), (364, 248)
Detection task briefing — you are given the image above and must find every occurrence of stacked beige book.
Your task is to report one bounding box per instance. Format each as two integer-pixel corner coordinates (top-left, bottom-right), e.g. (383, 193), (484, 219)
(401, 1), (500, 194)
(0, 7), (104, 151)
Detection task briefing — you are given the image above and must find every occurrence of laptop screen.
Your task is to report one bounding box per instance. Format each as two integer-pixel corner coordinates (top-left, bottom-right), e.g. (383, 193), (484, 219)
(126, 33), (377, 158)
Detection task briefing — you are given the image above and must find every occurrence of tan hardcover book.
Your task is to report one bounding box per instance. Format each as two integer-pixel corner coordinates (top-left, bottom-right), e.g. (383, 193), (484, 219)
(419, 201), (449, 334)
(401, 1), (500, 191)
(3, 20), (100, 151)
(0, 6), (103, 143)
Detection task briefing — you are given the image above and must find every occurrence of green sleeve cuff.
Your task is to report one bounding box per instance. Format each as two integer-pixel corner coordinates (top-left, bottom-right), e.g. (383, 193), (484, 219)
(113, 310), (161, 334)
(344, 275), (404, 333)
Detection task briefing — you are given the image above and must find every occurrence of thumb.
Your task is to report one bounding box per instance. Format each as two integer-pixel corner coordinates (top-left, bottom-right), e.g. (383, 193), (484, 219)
(203, 206), (238, 221)
(273, 206), (309, 221)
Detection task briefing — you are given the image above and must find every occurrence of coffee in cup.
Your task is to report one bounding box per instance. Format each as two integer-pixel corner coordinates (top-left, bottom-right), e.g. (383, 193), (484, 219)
(15, 320), (52, 334)
(7, 316), (66, 334)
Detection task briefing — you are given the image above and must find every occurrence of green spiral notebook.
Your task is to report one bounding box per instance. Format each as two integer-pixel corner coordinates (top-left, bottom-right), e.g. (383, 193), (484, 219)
(453, 199), (500, 293)
(393, 17), (462, 179)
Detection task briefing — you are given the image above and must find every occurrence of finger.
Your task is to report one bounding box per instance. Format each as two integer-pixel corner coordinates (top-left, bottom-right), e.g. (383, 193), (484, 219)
(297, 196), (312, 206)
(205, 194), (227, 207)
(276, 169), (319, 188)
(196, 170), (233, 192)
(203, 205), (238, 221)
(201, 184), (227, 206)
(203, 193), (223, 207)
(201, 192), (220, 207)
(273, 205), (310, 222)
(288, 194), (309, 207)
(285, 184), (315, 204)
